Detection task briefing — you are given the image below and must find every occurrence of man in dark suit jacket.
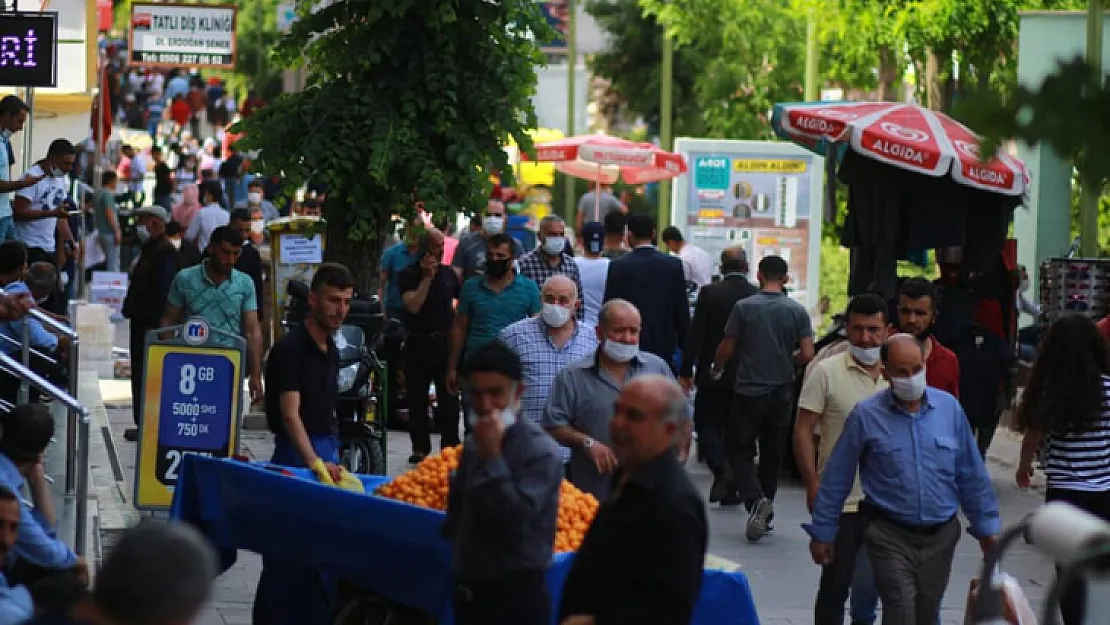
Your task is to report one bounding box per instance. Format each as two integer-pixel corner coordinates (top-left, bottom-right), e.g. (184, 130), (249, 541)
(679, 247), (757, 504)
(602, 214), (690, 370)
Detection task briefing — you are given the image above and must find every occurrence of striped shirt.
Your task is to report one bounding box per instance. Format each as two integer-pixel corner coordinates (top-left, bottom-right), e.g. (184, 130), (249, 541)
(498, 316), (598, 463)
(1044, 375), (1110, 492)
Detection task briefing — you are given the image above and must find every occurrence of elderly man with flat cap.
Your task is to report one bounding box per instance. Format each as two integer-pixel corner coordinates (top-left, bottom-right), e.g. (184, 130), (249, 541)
(805, 333), (1001, 625)
(558, 374), (708, 625)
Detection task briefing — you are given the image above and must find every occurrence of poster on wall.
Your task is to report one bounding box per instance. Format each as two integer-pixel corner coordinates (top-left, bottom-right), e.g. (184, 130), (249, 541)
(129, 2), (237, 69)
(671, 138), (824, 309)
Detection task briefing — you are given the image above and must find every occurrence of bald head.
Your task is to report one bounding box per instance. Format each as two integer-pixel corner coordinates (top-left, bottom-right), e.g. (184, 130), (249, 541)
(599, 299), (639, 329)
(624, 375), (688, 424)
(542, 274), (578, 301)
(881, 333), (925, 378)
(611, 374), (687, 467)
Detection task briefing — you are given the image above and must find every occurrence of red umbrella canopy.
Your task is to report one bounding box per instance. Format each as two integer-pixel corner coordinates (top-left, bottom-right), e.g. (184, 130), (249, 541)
(773, 101), (1028, 196)
(529, 134), (688, 185)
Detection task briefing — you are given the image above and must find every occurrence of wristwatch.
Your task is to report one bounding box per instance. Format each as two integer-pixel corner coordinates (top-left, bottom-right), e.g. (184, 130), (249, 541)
(581, 437), (595, 450)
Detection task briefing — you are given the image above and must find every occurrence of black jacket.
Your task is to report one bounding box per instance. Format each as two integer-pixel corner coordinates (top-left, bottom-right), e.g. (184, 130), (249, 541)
(680, 274), (758, 388)
(603, 246), (690, 368)
(122, 235), (180, 328)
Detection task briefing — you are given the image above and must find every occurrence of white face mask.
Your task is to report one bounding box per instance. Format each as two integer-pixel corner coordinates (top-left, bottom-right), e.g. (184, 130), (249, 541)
(466, 402), (519, 429)
(247, 191), (262, 204)
(889, 370), (927, 402)
(482, 216), (504, 234)
(169, 237), (183, 250)
(250, 220), (264, 235)
(849, 344), (881, 366)
(541, 303), (571, 327)
(602, 339), (638, 363)
(543, 236), (566, 255)
(135, 225), (150, 241)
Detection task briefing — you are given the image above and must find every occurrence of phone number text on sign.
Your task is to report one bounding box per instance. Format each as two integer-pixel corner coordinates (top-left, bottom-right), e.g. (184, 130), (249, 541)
(136, 52), (229, 66)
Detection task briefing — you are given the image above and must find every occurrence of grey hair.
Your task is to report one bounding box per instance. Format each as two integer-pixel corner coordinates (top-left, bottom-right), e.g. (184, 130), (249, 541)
(598, 298), (638, 328)
(539, 214), (565, 234)
(26, 261), (56, 291)
(542, 274), (578, 301)
(95, 521), (218, 625)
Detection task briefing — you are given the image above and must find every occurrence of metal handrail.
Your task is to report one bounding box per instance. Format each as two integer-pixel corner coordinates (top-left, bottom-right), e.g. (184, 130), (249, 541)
(0, 333), (57, 365)
(0, 288), (79, 339)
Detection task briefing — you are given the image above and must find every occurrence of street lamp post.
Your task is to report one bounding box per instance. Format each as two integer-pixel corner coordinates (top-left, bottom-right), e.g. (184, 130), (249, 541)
(657, 25), (673, 234)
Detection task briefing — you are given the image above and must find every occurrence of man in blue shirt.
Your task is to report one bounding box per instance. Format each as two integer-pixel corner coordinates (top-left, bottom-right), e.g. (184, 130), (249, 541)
(0, 486), (32, 624)
(379, 216), (424, 319)
(0, 404), (86, 588)
(0, 243), (66, 406)
(804, 333), (1000, 625)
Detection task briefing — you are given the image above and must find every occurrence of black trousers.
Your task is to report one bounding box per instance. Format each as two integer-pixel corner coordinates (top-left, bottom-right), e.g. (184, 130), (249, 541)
(403, 333), (460, 454)
(693, 386), (732, 475)
(1046, 487), (1110, 625)
(130, 324), (154, 426)
(815, 511), (868, 625)
(453, 570), (548, 625)
(728, 384), (794, 507)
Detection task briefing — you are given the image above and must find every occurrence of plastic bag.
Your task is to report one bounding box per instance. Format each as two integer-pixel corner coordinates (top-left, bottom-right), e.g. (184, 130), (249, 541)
(310, 459), (365, 493)
(964, 571), (1037, 625)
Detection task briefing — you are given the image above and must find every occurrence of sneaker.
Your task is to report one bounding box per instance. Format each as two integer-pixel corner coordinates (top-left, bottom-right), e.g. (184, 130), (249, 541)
(123, 428), (139, 442)
(745, 497), (773, 542)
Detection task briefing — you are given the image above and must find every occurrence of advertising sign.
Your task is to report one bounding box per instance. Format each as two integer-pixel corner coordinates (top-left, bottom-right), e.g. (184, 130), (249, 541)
(671, 138), (824, 309)
(0, 12), (58, 88)
(129, 2), (237, 69)
(135, 318), (244, 511)
(537, 0), (569, 52)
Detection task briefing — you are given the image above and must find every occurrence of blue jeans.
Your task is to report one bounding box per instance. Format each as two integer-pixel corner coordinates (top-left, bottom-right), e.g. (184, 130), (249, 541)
(0, 217), (17, 242)
(253, 434), (340, 625)
(98, 234), (120, 272)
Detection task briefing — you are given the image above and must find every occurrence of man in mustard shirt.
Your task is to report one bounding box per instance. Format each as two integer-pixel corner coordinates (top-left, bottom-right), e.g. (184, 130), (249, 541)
(794, 293), (889, 625)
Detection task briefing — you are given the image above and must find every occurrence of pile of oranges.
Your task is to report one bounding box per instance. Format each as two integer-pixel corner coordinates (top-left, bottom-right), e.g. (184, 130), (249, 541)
(375, 445), (600, 553)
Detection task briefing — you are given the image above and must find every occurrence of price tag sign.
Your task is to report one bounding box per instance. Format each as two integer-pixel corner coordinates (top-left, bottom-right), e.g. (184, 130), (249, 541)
(135, 318), (244, 510)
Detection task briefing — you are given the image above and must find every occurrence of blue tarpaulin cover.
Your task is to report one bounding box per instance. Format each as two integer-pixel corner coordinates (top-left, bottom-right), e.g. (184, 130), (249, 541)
(170, 455), (761, 625)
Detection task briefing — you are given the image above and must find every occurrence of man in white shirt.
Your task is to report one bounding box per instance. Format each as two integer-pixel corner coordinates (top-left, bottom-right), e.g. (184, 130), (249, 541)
(13, 139), (75, 270)
(661, 226), (713, 287)
(185, 180), (229, 251)
(573, 222), (609, 326)
(0, 97), (43, 243)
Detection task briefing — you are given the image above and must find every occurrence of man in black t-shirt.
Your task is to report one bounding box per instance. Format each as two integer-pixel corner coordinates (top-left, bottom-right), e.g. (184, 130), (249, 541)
(255, 263), (354, 625)
(150, 146), (173, 210)
(398, 228), (461, 462)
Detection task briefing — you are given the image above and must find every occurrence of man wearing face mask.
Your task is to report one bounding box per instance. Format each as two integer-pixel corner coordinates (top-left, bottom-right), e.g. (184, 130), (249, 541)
(0, 96), (45, 243)
(499, 275), (599, 472)
(794, 293), (890, 625)
(12, 139), (76, 274)
(446, 233), (541, 397)
(896, 278), (960, 398)
(543, 299), (677, 500)
(227, 209), (265, 334)
(518, 216), (585, 321)
(442, 340), (563, 625)
(805, 334), (1000, 625)
(451, 200), (524, 282)
(233, 179), (279, 245)
(121, 206), (179, 441)
(165, 221), (202, 267)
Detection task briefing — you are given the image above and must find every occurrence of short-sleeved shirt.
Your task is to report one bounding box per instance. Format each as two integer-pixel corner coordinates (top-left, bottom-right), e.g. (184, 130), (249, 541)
(451, 234), (526, 281)
(397, 263), (460, 334)
(91, 188), (117, 235)
(541, 350), (676, 500)
(458, 274), (541, 360)
(724, 291), (813, 396)
(576, 191), (622, 223)
(13, 165), (65, 251)
(166, 262), (258, 345)
(0, 131), (14, 219)
(380, 242), (419, 315)
(797, 351), (889, 512)
(264, 324), (338, 436)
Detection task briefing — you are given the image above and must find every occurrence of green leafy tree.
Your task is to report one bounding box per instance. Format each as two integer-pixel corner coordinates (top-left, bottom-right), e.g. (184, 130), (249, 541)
(235, 0), (552, 290)
(586, 0), (705, 137)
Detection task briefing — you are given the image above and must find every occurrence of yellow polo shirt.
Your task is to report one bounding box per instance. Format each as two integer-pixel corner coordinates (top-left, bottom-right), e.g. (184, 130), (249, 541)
(797, 351), (888, 513)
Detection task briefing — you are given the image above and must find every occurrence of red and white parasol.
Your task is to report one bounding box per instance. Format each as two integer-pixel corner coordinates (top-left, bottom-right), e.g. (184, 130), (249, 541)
(527, 134), (688, 221)
(773, 101), (1028, 196)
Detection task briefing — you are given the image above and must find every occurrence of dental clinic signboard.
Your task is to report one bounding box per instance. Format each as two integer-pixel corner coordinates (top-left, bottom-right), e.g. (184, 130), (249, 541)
(129, 2), (238, 69)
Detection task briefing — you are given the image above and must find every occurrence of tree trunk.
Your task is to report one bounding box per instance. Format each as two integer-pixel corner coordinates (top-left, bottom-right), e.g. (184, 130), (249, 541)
(876, 45), (900, 101)
(924, 49), (943, 111)
(324, 212), (383, 297)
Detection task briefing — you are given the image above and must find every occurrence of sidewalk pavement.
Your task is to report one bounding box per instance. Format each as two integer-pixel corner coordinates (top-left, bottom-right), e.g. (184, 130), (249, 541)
(82, 372), (1055, 625)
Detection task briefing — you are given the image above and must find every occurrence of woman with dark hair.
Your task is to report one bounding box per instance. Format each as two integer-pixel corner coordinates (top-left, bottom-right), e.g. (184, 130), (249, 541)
(1016, 313), (1110, 625)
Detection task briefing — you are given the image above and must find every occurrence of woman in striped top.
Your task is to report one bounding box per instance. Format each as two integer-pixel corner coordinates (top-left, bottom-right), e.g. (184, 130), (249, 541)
(1016, 313), (1110, 625)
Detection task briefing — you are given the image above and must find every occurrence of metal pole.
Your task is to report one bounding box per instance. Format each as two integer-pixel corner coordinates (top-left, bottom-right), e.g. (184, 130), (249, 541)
(74, 408), (90, 555)
(20, 88), (33, 174)
(1079, 0), (1104, 258)
(656, 21), (674, 235)
(563, 0), (577, 224)
(65, 301), (79, 495)
(18, 322), (29, 405)
(804, 4), (819, 102)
